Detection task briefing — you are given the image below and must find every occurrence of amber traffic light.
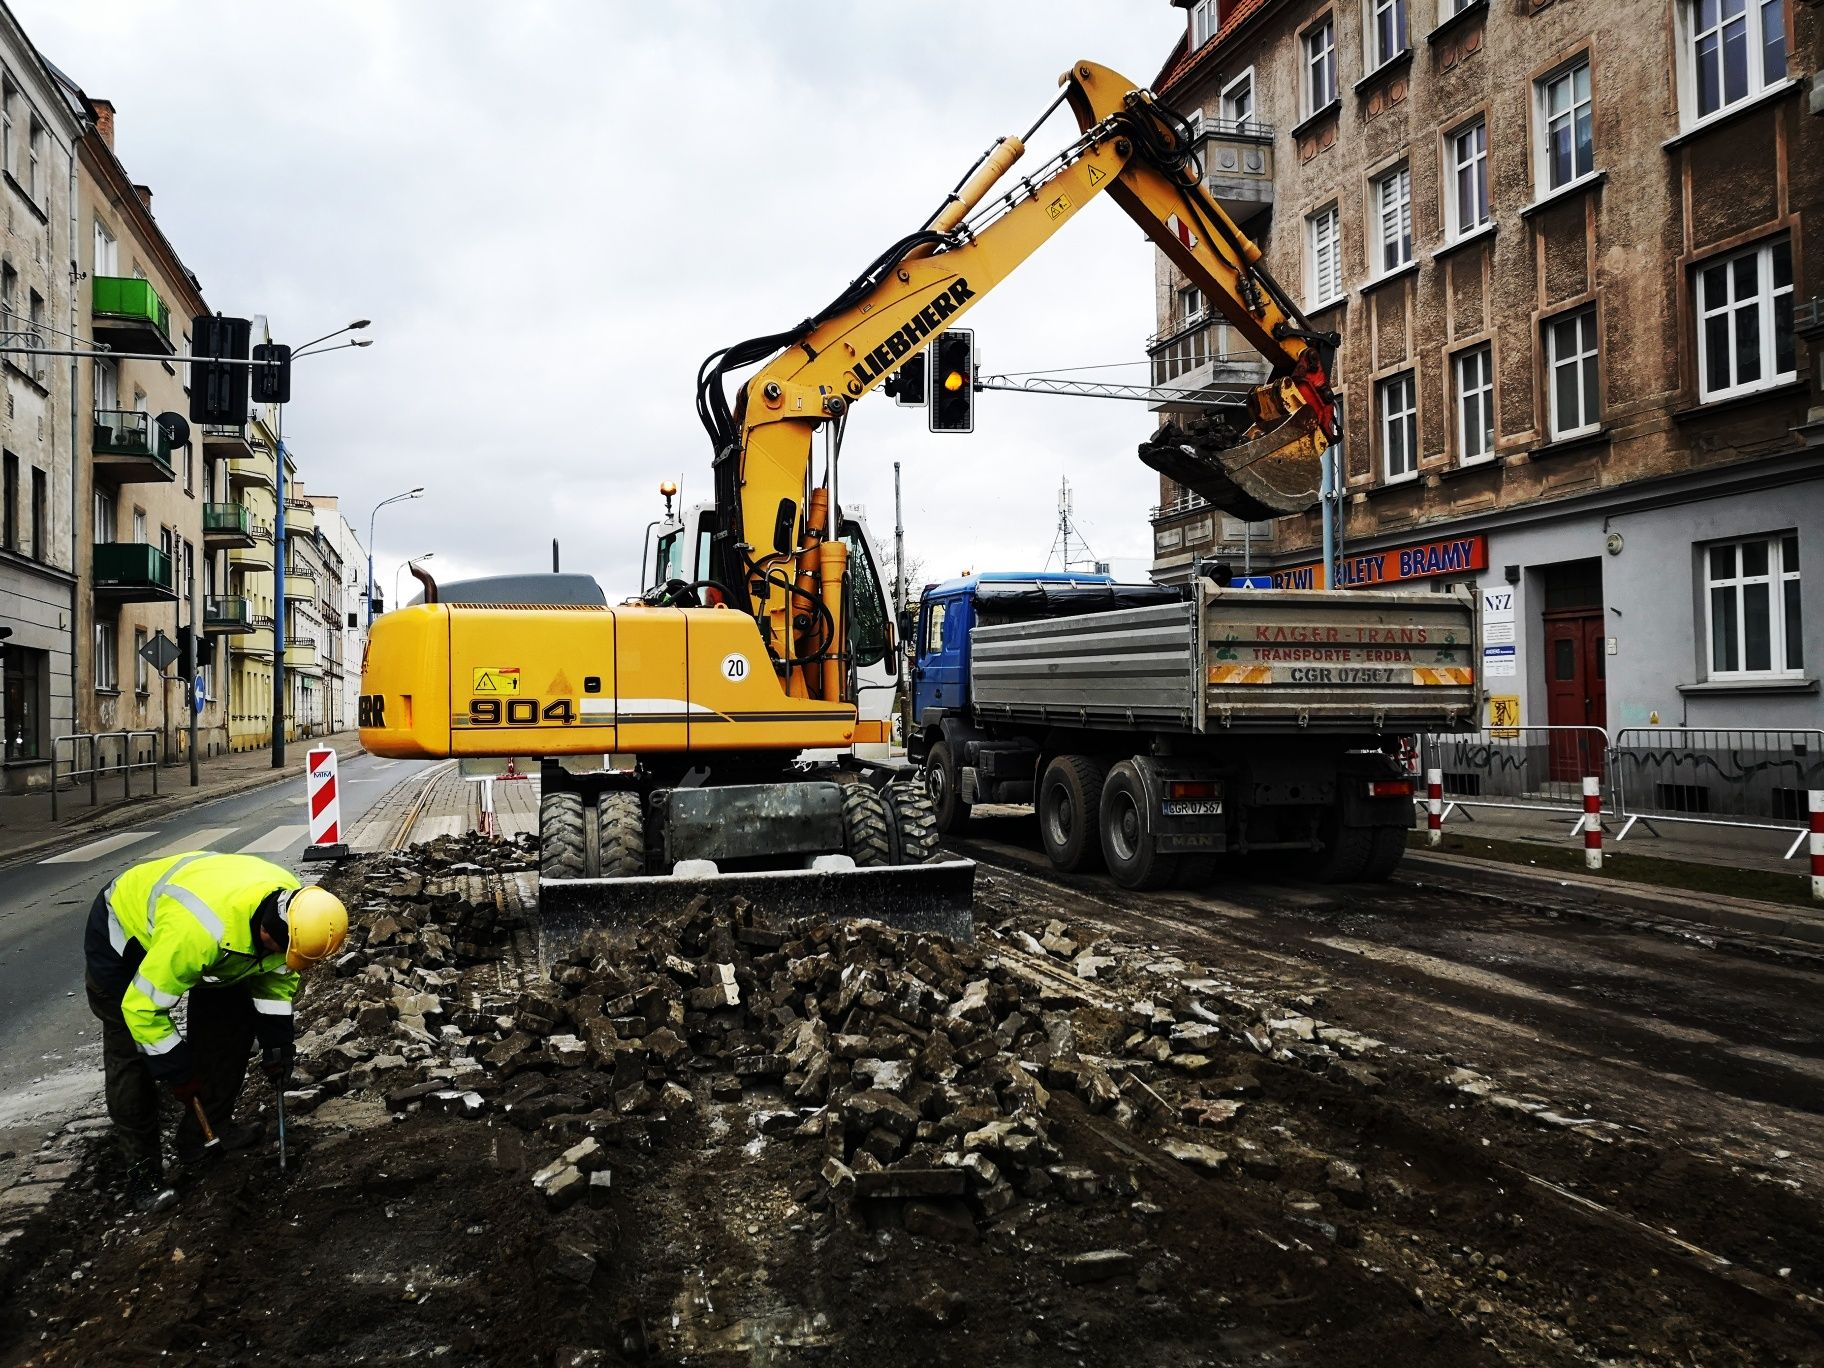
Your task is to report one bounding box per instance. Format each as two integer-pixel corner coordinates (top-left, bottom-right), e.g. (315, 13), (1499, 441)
(929, 329), (975, 433)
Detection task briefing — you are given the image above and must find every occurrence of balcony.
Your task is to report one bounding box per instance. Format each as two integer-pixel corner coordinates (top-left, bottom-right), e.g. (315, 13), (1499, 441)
(284, 499), (316, 536)
(90, 276), (174, 355)
(1196, 119), (1275, 225)
(91, 409), (175, 484)
(229, 534), (273, 572)
(203, 502), (256, 549)
(284, 566), (319, 600)
(231, 636), (273, 659)
(92, 543), (176, 604)
(204, 594), (256, 634)
(1144, 316), (1271, 411)
(284, 635), (320, 672)
(227, 449), (275, 491)
(201, 423), (252, 457)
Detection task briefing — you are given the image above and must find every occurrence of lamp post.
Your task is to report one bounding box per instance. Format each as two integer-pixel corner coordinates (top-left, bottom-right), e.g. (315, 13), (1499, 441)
(367, 488), (424, 628)
(395, 553), (434, 611)
(272, 319), (372, 770)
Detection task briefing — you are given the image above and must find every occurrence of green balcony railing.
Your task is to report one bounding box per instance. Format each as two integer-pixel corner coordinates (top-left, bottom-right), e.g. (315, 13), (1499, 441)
(205, 594), (252, 629)
(92, 409), (175, 466)
(203, 502), (252, 537)
(90, 276), (172, 344)
(93, 542), (173, 592)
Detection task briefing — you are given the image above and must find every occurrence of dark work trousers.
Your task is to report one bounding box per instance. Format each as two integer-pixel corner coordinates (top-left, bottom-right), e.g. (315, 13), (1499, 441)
(85, 971), (258, 1175)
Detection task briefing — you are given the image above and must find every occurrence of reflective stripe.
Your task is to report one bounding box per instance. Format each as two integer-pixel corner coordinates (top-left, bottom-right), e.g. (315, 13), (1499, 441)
(135, 1033), (180, 1057)
(130, 972), (181, 1009)
(251, 996), (294, 1016)
(146, 854), (219, 939)
(107, 909), (128, 956)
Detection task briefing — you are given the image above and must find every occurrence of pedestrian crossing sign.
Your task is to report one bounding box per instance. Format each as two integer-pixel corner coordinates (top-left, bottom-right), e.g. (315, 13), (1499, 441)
(471, 667), (520, 694)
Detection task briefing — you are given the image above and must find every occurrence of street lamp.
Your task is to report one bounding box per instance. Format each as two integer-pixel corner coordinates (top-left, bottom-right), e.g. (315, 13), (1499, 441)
(367, 488), (424, 627)
(395, 554), (435, 611)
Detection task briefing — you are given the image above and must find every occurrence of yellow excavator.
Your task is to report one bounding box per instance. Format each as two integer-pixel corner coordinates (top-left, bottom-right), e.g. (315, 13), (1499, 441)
(358, 60), (1340, 945)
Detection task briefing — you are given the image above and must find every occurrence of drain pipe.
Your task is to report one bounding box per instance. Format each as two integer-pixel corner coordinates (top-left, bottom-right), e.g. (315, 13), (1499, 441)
(65, 133), (80, 743)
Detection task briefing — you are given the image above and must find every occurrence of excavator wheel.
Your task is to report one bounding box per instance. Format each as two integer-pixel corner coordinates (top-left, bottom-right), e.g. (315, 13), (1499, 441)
(596, 792), (646, 878)
(841, 784), (894, 868)
(885, 783), (941, 864)
(539, 791), (586, 882)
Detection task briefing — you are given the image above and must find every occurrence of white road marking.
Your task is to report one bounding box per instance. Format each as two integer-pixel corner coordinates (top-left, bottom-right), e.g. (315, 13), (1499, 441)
(235, 824), (310, 854)
(372, 759), (398, 770)
(145, 826), (241, 858)
(39, 831), (158, 865)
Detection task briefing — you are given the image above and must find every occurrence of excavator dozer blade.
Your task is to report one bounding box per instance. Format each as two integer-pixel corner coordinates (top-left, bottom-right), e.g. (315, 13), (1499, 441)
(538, 858), (976, 967)
(1138, 408), (1326, 522)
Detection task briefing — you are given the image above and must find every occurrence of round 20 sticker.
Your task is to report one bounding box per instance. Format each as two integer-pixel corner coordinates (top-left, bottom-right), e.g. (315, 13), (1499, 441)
(721, 652), (749, 681)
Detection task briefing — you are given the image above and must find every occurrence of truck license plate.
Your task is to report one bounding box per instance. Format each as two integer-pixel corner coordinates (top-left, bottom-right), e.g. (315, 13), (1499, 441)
(1162, 799), (1223, 816)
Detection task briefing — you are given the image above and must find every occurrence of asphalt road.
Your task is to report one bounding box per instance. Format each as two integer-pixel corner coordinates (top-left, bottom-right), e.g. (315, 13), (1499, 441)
(0, 752), (435, 1166)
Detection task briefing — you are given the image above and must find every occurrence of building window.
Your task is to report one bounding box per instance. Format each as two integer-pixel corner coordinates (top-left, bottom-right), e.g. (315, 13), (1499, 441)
(1545, 307), (1600, 439)
(1447, 117), (1490, 237)
(1178, 284), (1205, 325)
(1454, 345), (1495, 462)
(1304, 17), (1338, 113)
(93, 218), (117, 276)
(1369, 0), (1409, 69)
(1, 78), (13, 179)
(1374, 164), (1412, 274)
(1190, 0), (1218, 47)
(25, 289), (41, 348)
(1379, 371), (1418, 480)
(1220, 69), (1254, 126)
(184, 444), (194, 493)
(1686, 0), (1786, 123)
(29, 465), (43, 560)
(1307, 204), (1342, 308)
(1536, 59), (1594, 192)
(1696, 237), (1794, 401)
(134, 627), (149, 694)
(95, 620), (118, 692)
(1, 449), (14, 550)
(26, 116), (40, 203)
(93, 357), (118, 411)
(1705, 533), (1802, 678)
(93, 488), (116, 544)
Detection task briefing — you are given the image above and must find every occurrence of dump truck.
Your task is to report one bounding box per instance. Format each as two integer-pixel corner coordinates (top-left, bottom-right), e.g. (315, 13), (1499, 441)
(909, 572), (1480, 887)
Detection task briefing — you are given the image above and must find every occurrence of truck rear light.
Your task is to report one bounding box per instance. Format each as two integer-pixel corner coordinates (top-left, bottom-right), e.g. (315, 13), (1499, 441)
(1367, 779), (1413, 798)
(1166, 780), (1220, 799)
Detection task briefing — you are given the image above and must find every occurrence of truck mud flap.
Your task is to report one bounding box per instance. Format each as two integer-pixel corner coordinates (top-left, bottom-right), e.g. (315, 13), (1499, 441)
(538, 858), (976, 967)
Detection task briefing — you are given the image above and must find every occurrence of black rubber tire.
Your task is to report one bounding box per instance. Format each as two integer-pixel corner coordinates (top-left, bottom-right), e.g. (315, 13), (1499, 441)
(925, 741), (971, 834)
(1098, 760), (1181, 891)
(1313, 809), (1375, 882)
(1037, 754), (1108, 873)
(886, 783), (941, 864)
(1360, 825), (1407, 882)
(539, 791), (586, 881)
(596, 792), (646, 878)
(841, 784), (894, 867)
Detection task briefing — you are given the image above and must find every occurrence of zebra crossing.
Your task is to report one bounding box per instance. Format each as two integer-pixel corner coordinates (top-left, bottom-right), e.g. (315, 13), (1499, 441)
(38, 822), (315, 867)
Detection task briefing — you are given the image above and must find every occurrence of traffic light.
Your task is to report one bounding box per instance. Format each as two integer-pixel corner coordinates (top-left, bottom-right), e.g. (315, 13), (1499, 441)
(929, 329), (975, 433)
(251, 342), (293, 405)
(885, 350), (927, 407)
(175, 626), (214, 679)
(189, 315), (251, 426)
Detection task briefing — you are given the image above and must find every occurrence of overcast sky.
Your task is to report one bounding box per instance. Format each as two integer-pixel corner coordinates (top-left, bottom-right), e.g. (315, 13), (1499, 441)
(18, 1), (1185, 599)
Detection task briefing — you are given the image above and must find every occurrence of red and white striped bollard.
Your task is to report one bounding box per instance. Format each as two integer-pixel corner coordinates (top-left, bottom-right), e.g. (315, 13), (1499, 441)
(1582, 775), (1603, 871)
(1426, 768), (1443, 847)
(302, 746), (350, 861)
(1809, 790), (1823, 904)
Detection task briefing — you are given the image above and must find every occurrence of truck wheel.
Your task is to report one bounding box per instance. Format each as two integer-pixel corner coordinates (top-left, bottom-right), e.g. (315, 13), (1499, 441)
(596, 792), (646, 878)
(1038, 755), (1107, 872)
(885, 784), (941, 864)
(925, 741), (971, 834)
(841, 784), (894, 867)
(539, 791), (586, 881)
(1313, 810), (1374, 882)
(1360, 825), (1407, 882)
(1098, 760), (1181, 891)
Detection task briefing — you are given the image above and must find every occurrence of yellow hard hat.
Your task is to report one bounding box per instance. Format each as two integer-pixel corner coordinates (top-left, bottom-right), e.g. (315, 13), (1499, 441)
(283, 886), (348, 971)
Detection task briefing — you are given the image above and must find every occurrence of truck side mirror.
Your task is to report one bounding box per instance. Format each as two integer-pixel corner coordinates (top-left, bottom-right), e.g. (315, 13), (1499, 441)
(898, 608), (915, 643)
(883, 623), (900, 680)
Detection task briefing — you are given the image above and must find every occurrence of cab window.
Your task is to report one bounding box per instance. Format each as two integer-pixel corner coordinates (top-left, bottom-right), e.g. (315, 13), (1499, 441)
(841, 525), (889, 668)
(923, 600), (949, 657)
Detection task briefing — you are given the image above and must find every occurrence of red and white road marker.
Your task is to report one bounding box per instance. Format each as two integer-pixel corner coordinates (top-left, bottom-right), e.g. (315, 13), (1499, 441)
(1809, 790), (1823, 904)
(1426, 768), (1443, 847)
(1582, 775), (1603, 871)
(302, 746), (350, 861)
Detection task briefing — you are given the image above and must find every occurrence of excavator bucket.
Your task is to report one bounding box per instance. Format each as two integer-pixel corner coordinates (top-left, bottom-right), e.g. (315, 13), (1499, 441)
(538, 858), (976, 968)
(1138, 408), (1326, 523)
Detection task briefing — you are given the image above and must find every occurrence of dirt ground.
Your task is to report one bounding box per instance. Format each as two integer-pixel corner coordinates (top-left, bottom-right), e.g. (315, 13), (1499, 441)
(2, 824), (1820, 1367)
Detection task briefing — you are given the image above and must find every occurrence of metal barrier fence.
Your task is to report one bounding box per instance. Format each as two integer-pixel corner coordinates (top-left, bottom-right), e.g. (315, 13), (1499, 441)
(1417, 726), (1610, 828)
(50, 730), (160, 819)
(1610, 728), (1824, 857)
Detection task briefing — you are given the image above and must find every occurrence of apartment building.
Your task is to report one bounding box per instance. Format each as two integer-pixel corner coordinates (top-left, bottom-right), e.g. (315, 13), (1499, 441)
(304, 490), (366, 734)
(226, 405), (280, 751)
(1148, 0), (1821, 733)
(282, 466), (329, 737)
(0, 17), (77, 792)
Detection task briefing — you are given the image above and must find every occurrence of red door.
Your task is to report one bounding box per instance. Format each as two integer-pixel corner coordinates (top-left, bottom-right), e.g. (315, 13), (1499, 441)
(1544, 613), (1607, 782)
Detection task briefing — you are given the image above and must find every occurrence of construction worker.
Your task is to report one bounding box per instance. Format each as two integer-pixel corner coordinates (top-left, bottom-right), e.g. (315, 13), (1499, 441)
(82, 851), (348, 1194)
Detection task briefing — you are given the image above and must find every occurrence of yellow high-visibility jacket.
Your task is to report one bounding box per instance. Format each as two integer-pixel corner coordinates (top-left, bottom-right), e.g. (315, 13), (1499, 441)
(85, 852), (302, 1081)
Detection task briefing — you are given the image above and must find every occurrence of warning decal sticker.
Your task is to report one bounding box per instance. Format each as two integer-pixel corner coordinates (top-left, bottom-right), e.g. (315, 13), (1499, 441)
(471, 667), (521, 694)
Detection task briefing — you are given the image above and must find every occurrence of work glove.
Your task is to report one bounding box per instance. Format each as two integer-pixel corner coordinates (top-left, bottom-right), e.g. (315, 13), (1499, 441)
(169, 1076), (205, 1105)
(260, 1044), (296, 1087)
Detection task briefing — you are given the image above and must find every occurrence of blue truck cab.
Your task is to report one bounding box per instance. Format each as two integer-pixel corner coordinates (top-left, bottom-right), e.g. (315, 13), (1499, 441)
(911, 571), (1116, 722)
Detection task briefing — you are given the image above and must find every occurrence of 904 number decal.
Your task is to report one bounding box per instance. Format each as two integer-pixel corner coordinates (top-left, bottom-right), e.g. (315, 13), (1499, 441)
(468, 697), (577, 727)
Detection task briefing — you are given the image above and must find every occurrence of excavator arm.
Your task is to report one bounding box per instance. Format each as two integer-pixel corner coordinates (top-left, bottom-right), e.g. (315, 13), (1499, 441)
(698, 60), (1338, 706)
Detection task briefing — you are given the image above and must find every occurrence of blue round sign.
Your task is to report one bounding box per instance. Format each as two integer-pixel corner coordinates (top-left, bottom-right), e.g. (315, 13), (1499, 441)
(193, 675), (206, 716)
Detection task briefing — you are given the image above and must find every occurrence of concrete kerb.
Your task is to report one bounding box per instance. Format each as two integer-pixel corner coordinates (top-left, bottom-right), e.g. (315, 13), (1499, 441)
(0, 736), (369, 870)
(1400, 849), (1824, 949)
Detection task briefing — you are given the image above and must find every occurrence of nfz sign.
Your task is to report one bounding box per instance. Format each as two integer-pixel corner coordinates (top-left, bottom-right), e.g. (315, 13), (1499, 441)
(1274, 535), (1488, 590)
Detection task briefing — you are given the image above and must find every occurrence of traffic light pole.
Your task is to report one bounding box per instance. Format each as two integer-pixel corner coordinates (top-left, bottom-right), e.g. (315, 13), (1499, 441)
(271, 403), (287, 771)
(188, 550), (200, 788)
